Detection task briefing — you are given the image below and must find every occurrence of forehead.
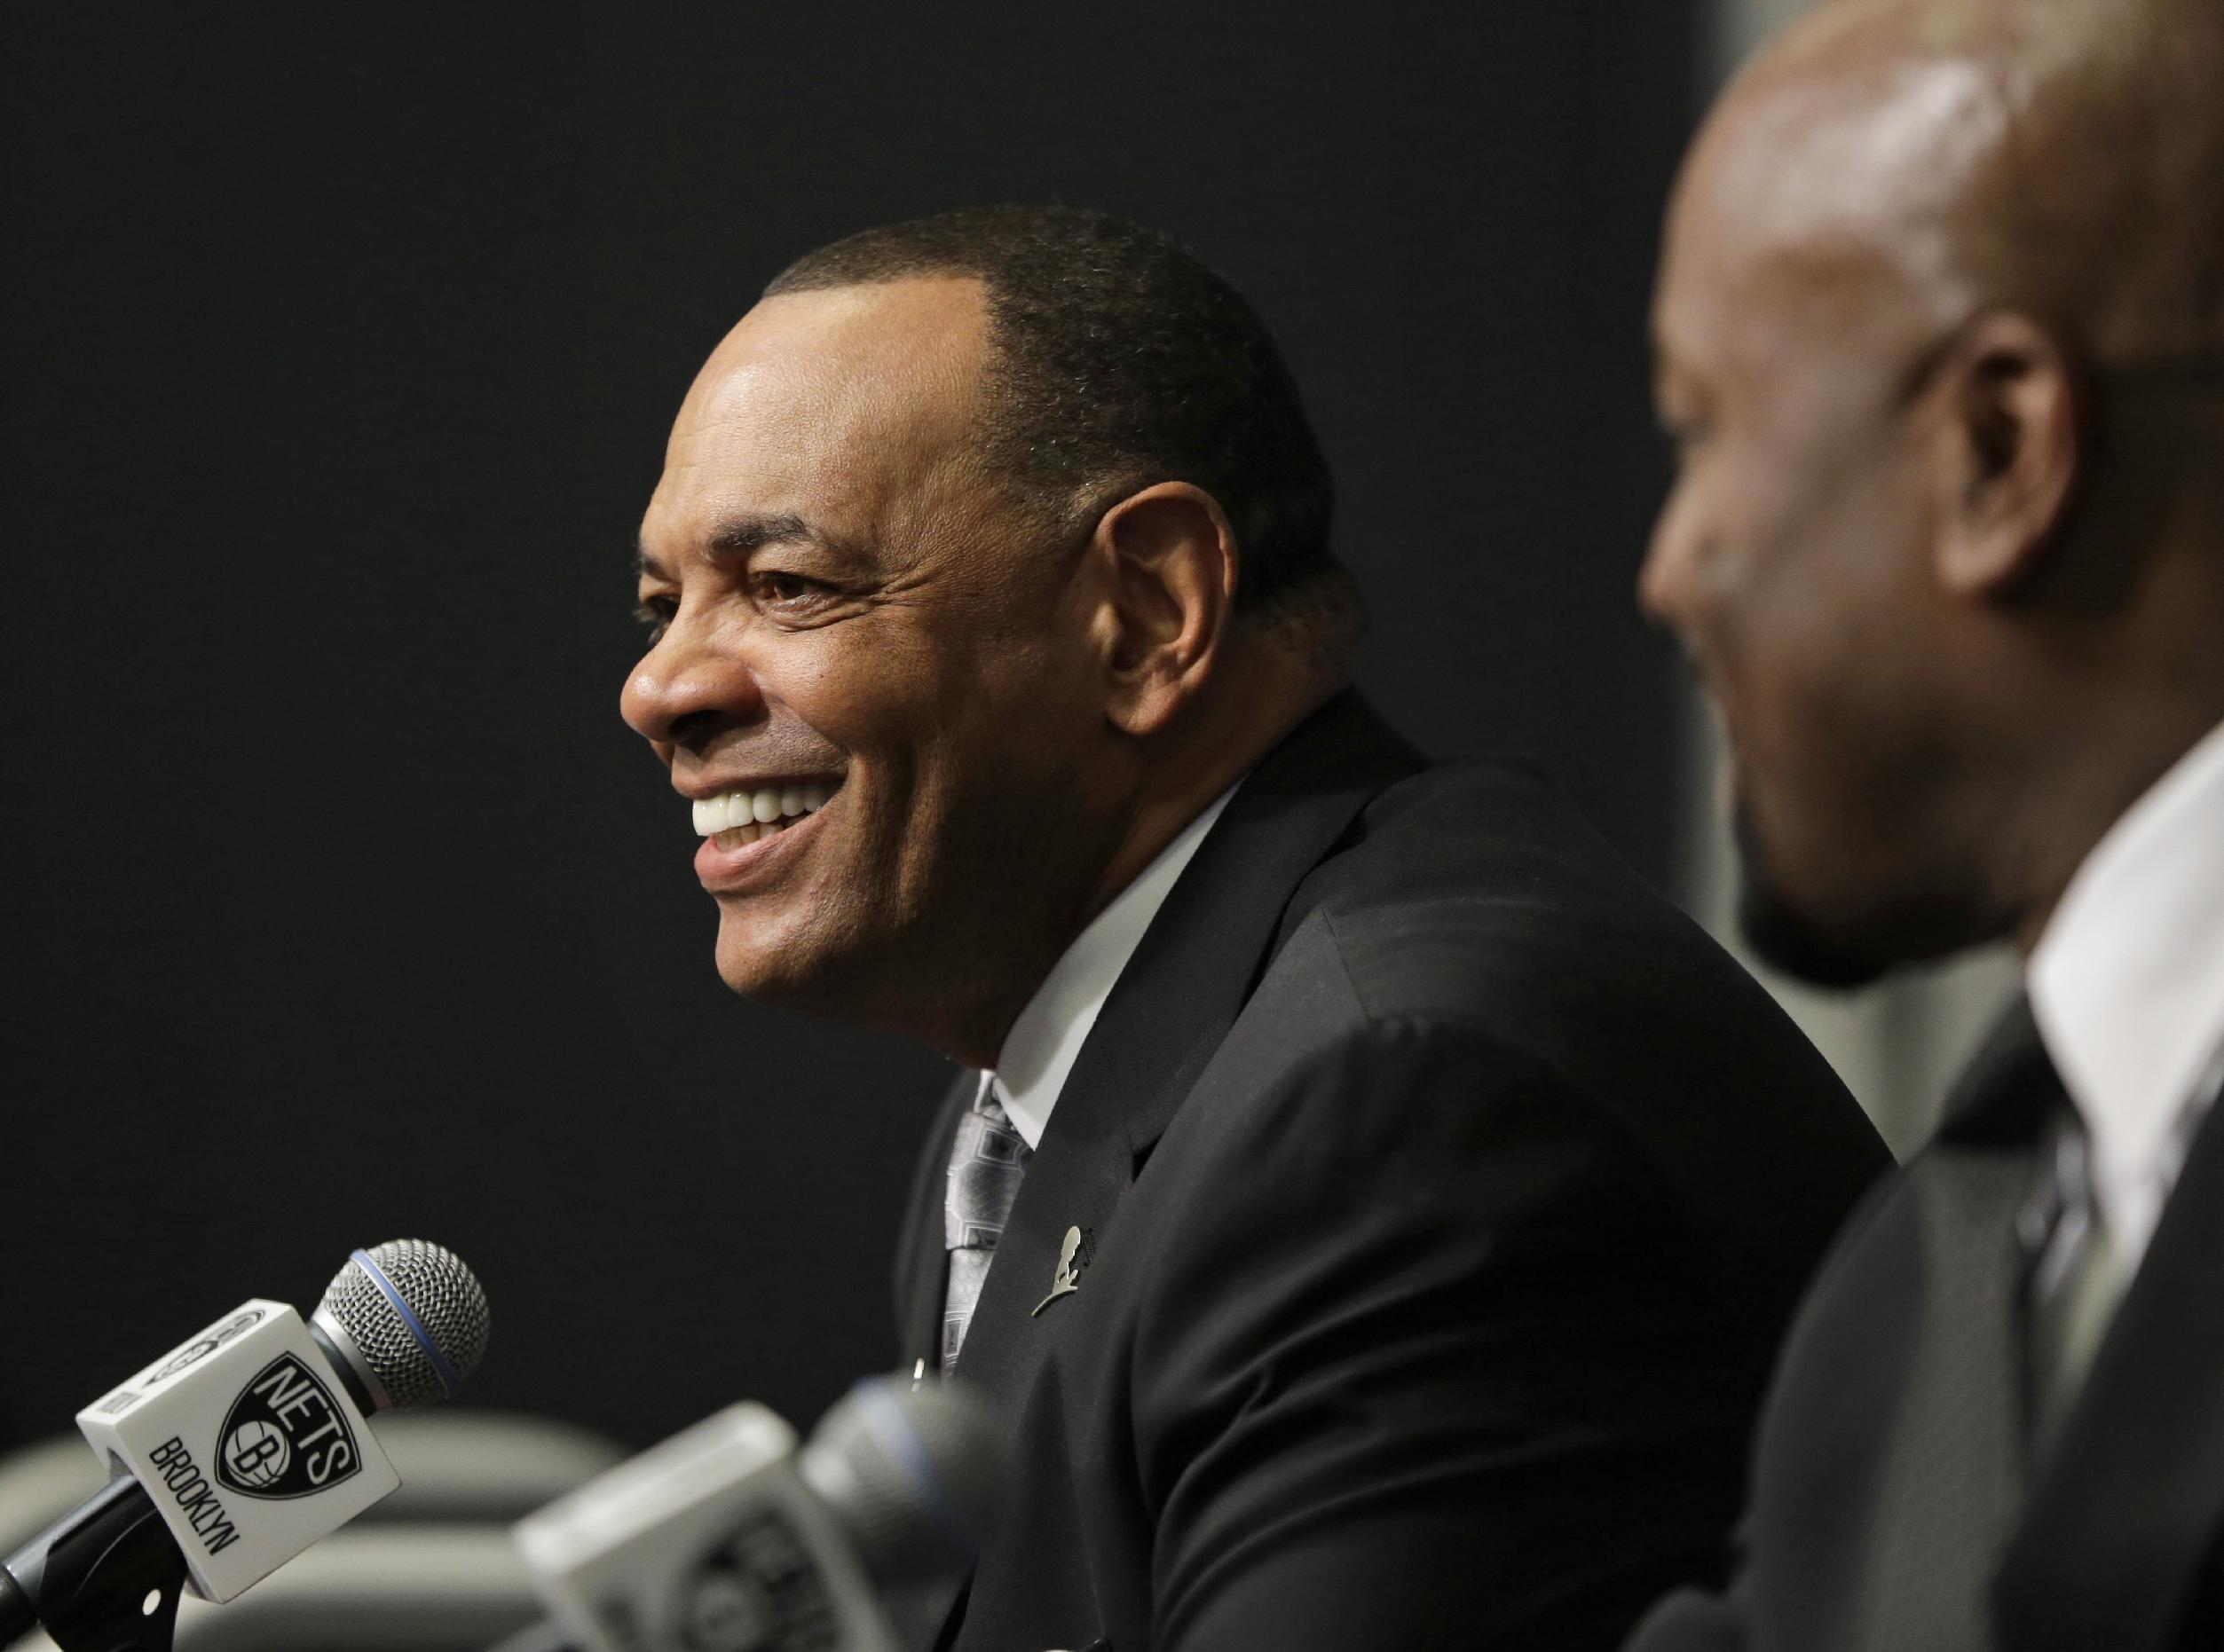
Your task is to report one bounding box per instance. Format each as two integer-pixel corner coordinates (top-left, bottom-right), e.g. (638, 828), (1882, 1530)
(1655, 61), (1985, 385)
(645, 277), (990, 552)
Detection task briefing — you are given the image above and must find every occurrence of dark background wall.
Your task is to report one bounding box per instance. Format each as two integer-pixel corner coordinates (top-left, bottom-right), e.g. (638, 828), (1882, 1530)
(1, 4), (1696, 1451)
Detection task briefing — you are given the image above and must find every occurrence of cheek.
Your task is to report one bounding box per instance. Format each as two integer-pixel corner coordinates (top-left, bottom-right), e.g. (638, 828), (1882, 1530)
(1725, 478), (1952, 860)
(757, 623), (950, 756)
(759, 614), (1094, 863)
(1700, 421), (1921, 678)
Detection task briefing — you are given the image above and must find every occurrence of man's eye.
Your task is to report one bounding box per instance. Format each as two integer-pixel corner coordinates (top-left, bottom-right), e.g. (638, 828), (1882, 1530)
(634, 597), (676, 641)
(752, 571), (834, 610)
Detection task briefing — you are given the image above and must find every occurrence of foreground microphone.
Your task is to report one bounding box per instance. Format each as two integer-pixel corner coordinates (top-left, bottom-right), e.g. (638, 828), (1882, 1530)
(0, 1239), (489, 1652)
(514, 1376), (1007, 1652)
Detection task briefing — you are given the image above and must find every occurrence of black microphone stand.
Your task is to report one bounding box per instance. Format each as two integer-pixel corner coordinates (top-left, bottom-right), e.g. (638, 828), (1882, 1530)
(1, 1475), (188, 1652)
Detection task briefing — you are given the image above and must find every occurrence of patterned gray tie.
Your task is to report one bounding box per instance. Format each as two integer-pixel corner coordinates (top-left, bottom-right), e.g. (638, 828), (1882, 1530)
(942, 1082), (1031, 1371)
(2022, 1053), (2224, 1452)
(2021, 1105), (2120, 1452)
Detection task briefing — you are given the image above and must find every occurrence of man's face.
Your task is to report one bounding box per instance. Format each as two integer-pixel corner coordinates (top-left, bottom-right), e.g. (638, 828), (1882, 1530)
(622, 279), (1122, 1032)
(1640, 88), (1986, 979)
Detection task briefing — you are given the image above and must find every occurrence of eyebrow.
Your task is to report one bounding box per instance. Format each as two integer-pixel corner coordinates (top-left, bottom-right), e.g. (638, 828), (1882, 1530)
(634, 512), (864, 581)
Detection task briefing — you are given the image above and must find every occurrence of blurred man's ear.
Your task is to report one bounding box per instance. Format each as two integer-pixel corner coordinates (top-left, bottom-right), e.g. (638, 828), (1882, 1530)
(1931, 311), (2081, 599)
(1091, 482), (1239, 737)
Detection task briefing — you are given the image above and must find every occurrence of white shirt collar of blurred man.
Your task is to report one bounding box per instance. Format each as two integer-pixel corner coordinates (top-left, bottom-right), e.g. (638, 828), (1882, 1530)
(2031, 714), (2224, 1267)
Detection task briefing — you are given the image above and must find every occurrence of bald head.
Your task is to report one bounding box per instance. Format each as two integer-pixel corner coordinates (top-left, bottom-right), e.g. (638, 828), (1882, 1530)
(1711, 0), (2224, 362)
(1644, 0), (2224, 978)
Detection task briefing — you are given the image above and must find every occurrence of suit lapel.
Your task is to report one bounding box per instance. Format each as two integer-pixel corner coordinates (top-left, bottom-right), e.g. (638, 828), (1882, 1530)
(1996, 1088), (2224, 1652)
(1814, 1000), (2056, 1652)
(1933, 995), (2065, 1149)
(1848, 1145), (2031, 1652)
(947, 693), (1424, 1406)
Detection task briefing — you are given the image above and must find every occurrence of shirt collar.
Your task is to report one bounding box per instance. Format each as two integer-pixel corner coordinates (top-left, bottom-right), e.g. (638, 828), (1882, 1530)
(2030, 716), (2224, 1231)
(989, 783), (1242, 1151)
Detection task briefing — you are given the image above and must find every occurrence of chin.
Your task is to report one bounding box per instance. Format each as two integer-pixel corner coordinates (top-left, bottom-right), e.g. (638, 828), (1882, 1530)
(711, 909), (916, 1037)
(1731, 793), (2023, 987)
(1731, 807), (1892, 990)
(710, 909), (829, 1003)
(1735, 871), (1894, 990)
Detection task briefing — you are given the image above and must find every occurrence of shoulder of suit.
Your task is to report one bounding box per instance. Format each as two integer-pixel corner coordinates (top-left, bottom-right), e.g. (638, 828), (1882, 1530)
(1269, 754), (1721, 1031)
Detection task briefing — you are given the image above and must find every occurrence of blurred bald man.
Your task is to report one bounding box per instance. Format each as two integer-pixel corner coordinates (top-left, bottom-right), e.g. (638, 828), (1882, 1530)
(1630, 0), (2224, 1648)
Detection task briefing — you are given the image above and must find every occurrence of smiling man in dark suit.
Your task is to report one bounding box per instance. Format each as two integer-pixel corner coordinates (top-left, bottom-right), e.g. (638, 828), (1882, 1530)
(621, 205), (1885, 1652)
(1629, 1), (2224, 1648)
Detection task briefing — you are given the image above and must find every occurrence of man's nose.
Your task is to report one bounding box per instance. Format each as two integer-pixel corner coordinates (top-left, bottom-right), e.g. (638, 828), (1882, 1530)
(1636, 491), (1699, 633)
(1636, 538), (1677, 629)
(619, 615), (766, 751)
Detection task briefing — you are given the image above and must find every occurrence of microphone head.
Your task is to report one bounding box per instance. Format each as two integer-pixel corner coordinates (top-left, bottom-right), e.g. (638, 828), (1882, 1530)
(797, 1375), (1009, 1589)
(313, 1239), (489, 1411)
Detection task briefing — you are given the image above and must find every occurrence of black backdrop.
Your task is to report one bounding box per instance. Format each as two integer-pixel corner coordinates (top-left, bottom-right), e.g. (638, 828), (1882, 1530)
(2, 4), (1696, 1451)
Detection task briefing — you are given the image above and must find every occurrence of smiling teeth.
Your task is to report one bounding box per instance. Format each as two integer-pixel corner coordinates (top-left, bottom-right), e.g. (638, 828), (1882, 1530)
(693, 783), (833, 838)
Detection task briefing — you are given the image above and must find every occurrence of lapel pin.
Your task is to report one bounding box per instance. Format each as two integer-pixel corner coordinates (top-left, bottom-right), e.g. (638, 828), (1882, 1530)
(1033, 1225), (1093, 1317)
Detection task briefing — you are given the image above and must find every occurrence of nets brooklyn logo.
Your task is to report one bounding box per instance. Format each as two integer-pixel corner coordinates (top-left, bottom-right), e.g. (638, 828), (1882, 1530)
(214, 1353), (362, 1499)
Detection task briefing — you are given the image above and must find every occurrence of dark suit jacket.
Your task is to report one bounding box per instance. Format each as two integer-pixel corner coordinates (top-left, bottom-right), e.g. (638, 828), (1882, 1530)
(893, 695), (1886, 1652)
(1628, 999), (2224, 1652)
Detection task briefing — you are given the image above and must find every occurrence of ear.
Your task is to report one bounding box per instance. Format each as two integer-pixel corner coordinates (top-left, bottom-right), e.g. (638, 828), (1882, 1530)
(1090, 482), (1238, 737)
(1930, 311), (2081, 599)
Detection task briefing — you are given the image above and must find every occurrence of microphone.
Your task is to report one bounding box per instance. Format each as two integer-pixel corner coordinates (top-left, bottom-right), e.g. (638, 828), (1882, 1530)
(513, 1375), (1007, 1652)
(0, 1239), (490, 1652)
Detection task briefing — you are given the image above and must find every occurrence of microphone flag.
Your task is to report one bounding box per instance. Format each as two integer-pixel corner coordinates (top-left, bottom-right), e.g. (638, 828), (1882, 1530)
(75, 1301), (401, 1603)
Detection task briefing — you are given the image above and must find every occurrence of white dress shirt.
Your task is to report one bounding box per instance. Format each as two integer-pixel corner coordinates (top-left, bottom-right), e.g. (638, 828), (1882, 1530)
(2030, 715), (2224, 1284)
(983, 784), (1241, 1151)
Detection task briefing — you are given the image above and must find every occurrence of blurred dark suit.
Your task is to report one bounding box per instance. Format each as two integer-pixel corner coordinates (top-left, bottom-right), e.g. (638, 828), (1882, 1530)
(893, 694), (1888, 1652)
(1630, 996), (2224, 1652)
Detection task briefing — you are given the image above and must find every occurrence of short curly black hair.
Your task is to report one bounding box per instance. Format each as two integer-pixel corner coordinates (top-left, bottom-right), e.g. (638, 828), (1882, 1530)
(763, 205), (1351, 625)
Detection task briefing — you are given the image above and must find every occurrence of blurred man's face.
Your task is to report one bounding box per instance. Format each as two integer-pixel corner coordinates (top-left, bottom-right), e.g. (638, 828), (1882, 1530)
(1639, 88), (1983, 982)
(621, 279), (1121, 1029)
